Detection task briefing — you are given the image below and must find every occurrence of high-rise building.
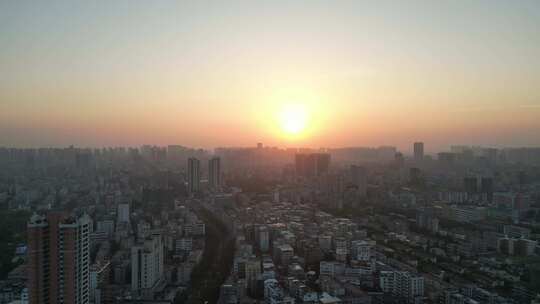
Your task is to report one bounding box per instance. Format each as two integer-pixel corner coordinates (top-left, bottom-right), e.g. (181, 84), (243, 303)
(464, 177), (478, 194)
(27, 212), (92, 304)
(131, 234), (164, 294)
(438, 152), (456, 166)
(377, 146), (398, 162)
(75, 152), (91, 168)
(318, 235), (332, 252)
(117, 203), (130, 223)
(393, 271), (425, 303)
(395, 152), (405, 168)
(409, 167), (422, 185)
(315, 153), (331, 175)
(295, 154), (310, 177)
(245, 258), (261, 295)
(167, 145), (185, 162)
(483, 148), (498, 163)
(264, 279), (286, 304)
(259, 226), (270, 252)
(89, 261), (111, 304)
(278, 244), (294, 267)
(175, 237), (193, 254)
(350, 165), (367, 197)
(208, 157), (221, 191)
(187, 157), (200, 194)
(96, 219), (115, 237)
(219, 283), (238, 304)
(481, 177), (494, 202)
(413, 142), (424, 162)
(295, 153), (330, 177)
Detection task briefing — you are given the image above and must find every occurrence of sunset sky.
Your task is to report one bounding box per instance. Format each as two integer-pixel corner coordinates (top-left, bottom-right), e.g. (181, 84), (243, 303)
(1, 0), (540, 153)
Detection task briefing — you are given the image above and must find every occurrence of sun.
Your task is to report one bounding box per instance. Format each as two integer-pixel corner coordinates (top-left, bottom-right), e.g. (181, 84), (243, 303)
(279, 104), (309, 136)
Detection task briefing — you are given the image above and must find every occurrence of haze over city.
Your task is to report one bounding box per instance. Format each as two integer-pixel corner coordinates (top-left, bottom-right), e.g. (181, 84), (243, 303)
(2, 0), (540, 152)
(3, 2), (540, 304)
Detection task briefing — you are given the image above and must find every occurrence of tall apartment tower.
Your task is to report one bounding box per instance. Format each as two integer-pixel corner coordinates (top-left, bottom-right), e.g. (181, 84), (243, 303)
(27, 212), (92, 304)
(245, 257), (261, 295)
(117, 203), (130, 223)
(187, 157), (200, 194)
(464, 176), (478, 194)
(258, 225), (270, 252)
(208, 157), (221, 191)
(295, 153), (331, 177)
(413, 142), (424, 162)
(131, 234), (164, 294)
(350, 165), (367, 197)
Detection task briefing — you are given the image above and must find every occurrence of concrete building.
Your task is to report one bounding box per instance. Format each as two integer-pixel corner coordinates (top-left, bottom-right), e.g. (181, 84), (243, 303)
(318, 235), (332, 252)
(219, 283), (239, 304)
(27, 212), (92, 304)
(497, 237), (514, 255)
(96, 219), (115, 238)
(380, 271), (424, 303)
(209, 157), (221, 191)
(350, 165), (367, 197)
(514, 238), (538, 256)
(379, 271), (395, 293)
(117, 203), (130, 223)
(394, 271), (424, 303)
(414, 142), (424, 162)
(503, 225), (531, 239)
(187, 158), (201, 194)
(175, 238), (193, 254)
(350, 240), (372, 261)
(278, 244), (294, 267)
(259, 226), (270, 252)
(245, 258), (261, 295)
(192, 221), (206, 236)
(90, 260), (111, 304)
(498, 237), (537, 256)
(264, 279), (294, 304)
(131, 234), (164, 294)
(451, 206), (486, 223)
(295, 153), (331, 177)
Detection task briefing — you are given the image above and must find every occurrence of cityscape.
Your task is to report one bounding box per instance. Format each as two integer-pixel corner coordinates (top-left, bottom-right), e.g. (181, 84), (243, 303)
(1, 1), (540, 304)
(1, 144), (540, 304)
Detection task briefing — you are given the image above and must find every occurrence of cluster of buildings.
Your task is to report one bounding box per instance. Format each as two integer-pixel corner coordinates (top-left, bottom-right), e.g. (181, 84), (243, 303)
(17, 198), (207, 304)
(212, 199), (427, 304)
(0, 142), (539, 304)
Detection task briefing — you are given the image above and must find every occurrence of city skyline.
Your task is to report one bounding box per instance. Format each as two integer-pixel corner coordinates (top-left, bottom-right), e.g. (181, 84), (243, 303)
(3, 2), (540, 303)
(0, 142), (538, 156)
(1, 1), (540, 151)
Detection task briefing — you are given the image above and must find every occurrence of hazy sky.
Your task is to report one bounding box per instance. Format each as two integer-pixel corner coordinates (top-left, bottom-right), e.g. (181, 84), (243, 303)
(1, 0), (539, 152)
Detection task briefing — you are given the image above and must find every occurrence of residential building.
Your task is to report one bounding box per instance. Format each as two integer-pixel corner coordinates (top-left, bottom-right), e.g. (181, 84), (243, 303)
(27, 212), (92, 304)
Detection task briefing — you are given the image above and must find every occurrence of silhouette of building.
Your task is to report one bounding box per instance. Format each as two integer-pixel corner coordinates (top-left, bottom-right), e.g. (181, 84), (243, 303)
(438, 152), (456, 166)
(395, 152), (405, 168)
(464, 177), (478, 194)
(350, 165), (367, 197)
(414, 142), (424, 162)
(209, 157), (221, 191)
(187, 157), (200, 194)
(410, 168), (423, 186)
(117, 203), (130, 223)
(259, 225), (269, 252)
(481, 177), (494, 202)
(295, 153), (330, 177)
